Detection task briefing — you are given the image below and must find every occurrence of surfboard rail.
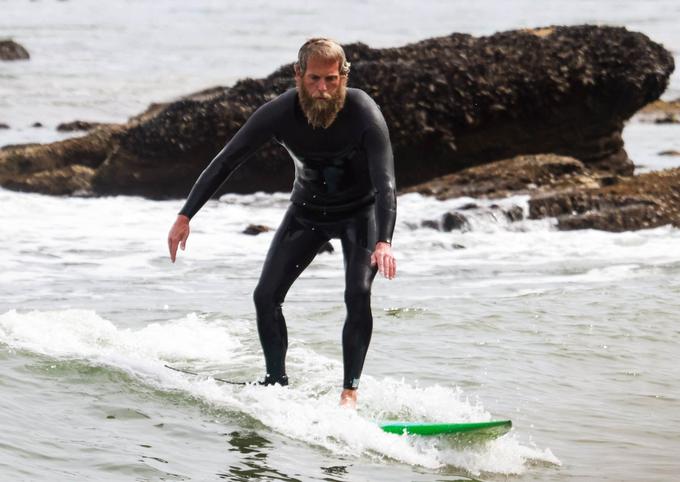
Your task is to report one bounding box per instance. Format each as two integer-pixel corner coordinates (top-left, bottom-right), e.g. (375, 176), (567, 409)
(379, 419), (512, 438)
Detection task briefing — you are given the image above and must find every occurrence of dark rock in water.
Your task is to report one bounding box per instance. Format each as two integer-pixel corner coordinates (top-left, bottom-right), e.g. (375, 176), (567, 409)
(658, 150), (680, 156)
(556, 204), (660, 231)
(459, 202), (478, 210)
(529, 168), (680, 231)
(654, 114), (679, 124)
(452, 243), (466, 249)
(57, 121), (109, 132)
(503, 205), (524, 222)
(0, 40), (30, 61)
(0, 25), (673, 198)
(0, 123), (9, 129)
(32, 122), (43, 128)
(317, 241), (334, 254)
(243, 224), (272, 235)
(421, 219), (440, 230)
(441, 212), (470, 231)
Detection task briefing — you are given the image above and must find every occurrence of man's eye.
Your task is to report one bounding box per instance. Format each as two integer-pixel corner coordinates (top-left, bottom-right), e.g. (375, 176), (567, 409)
(326, 76), (338, 82)
(310, 76), (320, 81)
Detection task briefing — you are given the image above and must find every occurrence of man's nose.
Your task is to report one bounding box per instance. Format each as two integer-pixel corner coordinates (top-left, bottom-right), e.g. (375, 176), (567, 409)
(317, 79), (327, 91)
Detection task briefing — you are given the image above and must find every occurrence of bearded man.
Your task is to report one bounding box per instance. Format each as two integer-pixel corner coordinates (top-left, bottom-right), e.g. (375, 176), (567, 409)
(167, 38), (397, 408)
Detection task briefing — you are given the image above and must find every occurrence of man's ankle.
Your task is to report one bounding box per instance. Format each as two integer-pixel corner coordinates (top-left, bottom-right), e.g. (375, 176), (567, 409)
(259, 374), (288, 386)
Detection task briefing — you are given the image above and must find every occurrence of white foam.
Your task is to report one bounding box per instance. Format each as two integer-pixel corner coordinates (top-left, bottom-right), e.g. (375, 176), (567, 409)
(0, 308), (561, 475)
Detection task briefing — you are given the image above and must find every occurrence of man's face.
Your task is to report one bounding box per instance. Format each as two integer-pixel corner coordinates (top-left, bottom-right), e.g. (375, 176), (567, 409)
(295, 55), (347, 129)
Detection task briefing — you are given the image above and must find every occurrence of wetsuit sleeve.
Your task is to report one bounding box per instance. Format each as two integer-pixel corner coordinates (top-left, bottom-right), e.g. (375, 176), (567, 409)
(178, 99), (281, 219)
(363, 104), (397, 245)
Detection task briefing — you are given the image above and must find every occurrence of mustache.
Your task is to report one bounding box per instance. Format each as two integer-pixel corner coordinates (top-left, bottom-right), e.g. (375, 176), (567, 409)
(297, 81), (347, 129)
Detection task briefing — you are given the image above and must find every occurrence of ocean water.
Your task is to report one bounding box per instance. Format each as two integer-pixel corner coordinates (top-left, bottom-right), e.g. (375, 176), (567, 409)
(2, 1), (680, 481)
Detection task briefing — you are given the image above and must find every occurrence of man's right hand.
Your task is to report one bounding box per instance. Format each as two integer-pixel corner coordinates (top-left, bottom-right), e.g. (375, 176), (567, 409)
(168, 215), (191, 263)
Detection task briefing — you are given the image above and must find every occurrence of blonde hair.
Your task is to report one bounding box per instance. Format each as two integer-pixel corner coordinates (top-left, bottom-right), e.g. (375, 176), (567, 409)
(295, 37), (350, 76)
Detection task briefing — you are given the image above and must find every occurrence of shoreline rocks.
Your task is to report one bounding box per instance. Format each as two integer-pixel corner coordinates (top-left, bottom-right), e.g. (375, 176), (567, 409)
(0, 25), (674, 200)
(0, 26), (678, 233)
(528, 168), (680, 231)
(400, 154), (606, 199)
(409, 152), (680, 233)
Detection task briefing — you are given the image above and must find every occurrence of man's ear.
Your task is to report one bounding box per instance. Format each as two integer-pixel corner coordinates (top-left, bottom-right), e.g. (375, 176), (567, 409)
(294, 62), (302, 79)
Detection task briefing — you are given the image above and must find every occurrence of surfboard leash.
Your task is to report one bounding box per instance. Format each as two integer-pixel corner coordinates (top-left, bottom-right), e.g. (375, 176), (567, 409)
(164, 364), (247, 385)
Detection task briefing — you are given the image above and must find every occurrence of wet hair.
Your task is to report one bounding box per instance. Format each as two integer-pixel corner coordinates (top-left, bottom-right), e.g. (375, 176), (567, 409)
(295, 37), (351, 76)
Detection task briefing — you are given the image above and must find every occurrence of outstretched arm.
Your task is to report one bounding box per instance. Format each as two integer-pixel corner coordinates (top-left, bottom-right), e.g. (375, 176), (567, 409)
(168, 97), (282, 261)
(178, 99), (281, 219)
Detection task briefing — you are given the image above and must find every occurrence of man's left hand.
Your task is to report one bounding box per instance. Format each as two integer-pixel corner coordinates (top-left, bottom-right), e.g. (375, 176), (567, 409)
(370, 241), (396, 279)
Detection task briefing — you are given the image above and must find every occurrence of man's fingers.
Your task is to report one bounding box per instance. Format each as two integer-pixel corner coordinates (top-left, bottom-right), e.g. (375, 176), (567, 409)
(377, 253), (386, 276)
(168, 238), (178, 263)
(383, 255), (394, 279)
(371, 249), (397, 279)
(380, 254), (396, 279)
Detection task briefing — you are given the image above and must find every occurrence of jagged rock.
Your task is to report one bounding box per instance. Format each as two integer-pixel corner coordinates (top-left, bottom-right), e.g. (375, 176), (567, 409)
(421, 220), (439, 230)
(503, 205), (524, 222)
(31, 122), (43, 128)
(0, 126), (122, 188)
(401, 154), (603, 199)
(242, 224), (272, 235)
(441, 212), (470, 231)
(556, 204), (661, 231)
(452, 244), (466, 249)
(0, 40), (29, 61)
(659, 150), (680, 156)
(1, 164), (95, 196)
(459, 203), (478, 210)
(0, 25), (673, 198)
(0, 123), (9, 129)
(529, 168), (680, 231)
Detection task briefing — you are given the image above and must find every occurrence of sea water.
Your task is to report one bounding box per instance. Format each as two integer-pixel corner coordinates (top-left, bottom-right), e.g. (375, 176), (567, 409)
(1, 1), (680, 481)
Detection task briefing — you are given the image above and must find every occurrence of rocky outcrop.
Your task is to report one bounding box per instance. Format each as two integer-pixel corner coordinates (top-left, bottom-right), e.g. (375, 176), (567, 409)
(401, 154), (607, 199)
(408, 152), (680, 232)
(0, 126), (123, 195)
(528, 169), (680, 231)
(0, 40), (29, 61)
(0, 25), (674, 198)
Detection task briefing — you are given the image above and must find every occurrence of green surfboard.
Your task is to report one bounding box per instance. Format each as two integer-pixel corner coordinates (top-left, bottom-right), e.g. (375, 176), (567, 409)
(379, 419), (511, 440)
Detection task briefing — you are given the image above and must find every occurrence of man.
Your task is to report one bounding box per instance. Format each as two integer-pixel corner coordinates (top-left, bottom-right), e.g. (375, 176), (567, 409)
(167, 38), (396, 408)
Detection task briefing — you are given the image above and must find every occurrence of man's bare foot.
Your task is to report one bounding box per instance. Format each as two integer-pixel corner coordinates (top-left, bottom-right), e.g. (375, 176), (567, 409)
(340, 388), (357, 409)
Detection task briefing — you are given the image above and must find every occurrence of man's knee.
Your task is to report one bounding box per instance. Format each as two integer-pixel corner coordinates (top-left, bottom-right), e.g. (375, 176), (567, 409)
(253, 283), (283, 311)
(344, 281), (371, 308)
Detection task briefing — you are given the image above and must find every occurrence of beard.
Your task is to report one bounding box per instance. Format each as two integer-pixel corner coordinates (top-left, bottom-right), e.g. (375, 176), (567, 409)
(297, 80), (347, 129)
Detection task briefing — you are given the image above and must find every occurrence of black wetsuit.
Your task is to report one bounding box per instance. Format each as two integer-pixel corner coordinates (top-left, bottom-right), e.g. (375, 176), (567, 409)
(179, 88), (397, 389)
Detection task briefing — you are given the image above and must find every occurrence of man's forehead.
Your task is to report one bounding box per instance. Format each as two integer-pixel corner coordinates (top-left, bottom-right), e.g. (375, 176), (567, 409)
(305, 56), (341, 73)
